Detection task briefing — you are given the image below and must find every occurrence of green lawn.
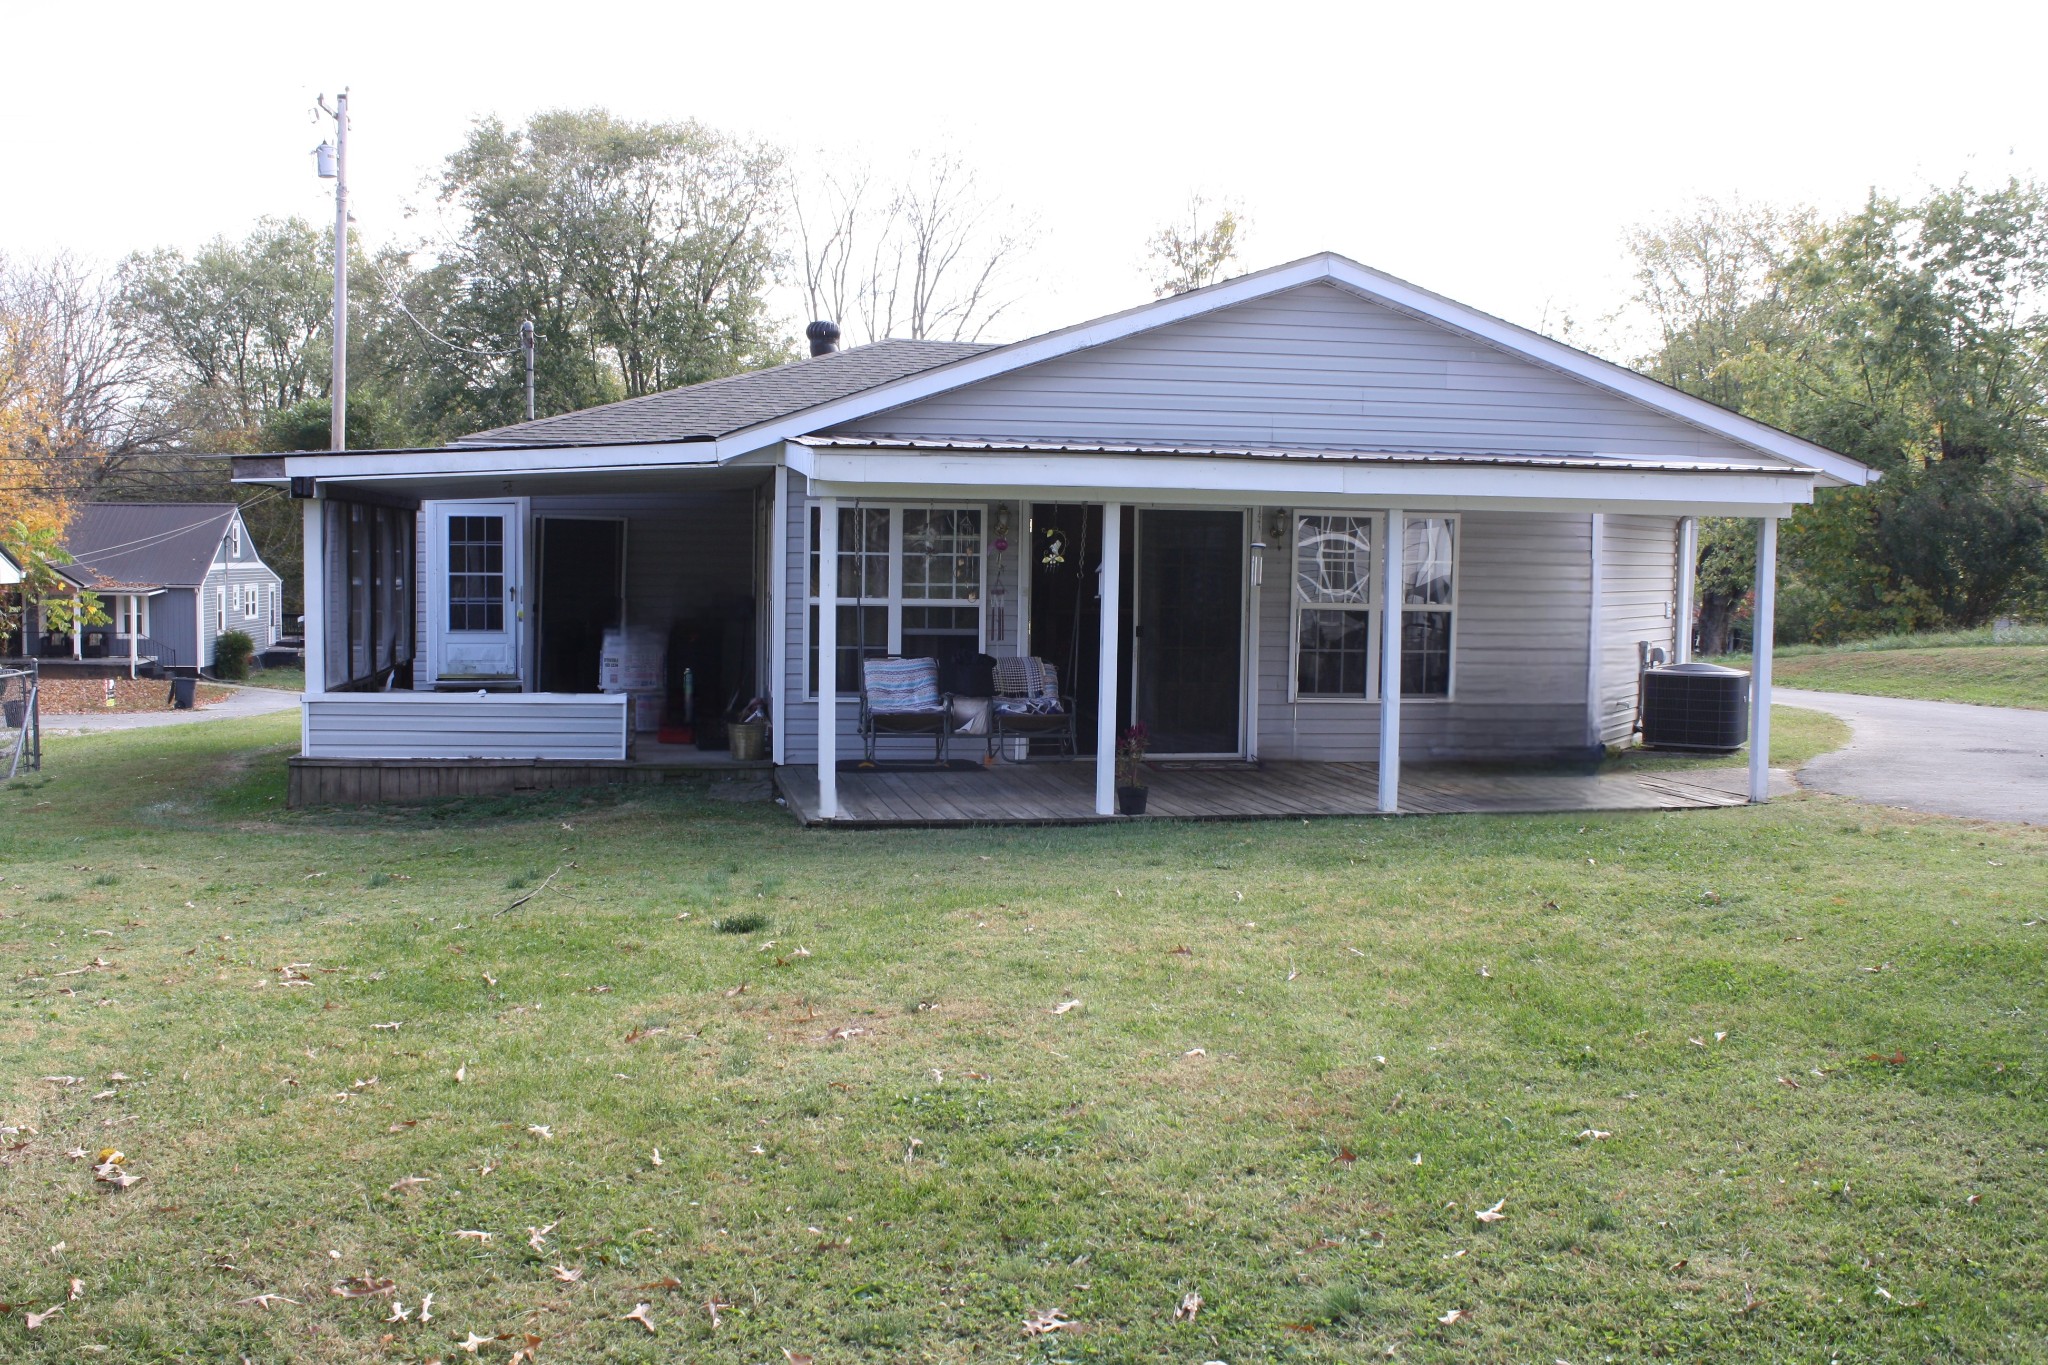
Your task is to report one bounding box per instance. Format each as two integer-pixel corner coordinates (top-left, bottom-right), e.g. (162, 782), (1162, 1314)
(1604, 704), (1850, 776)
(3, 715), (2044, 1363)
(240, 665), (306, 692)
(1710, 629), (2048, 710)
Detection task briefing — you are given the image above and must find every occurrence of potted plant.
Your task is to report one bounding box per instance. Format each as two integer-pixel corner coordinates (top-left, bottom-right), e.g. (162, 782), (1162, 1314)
(1115, 723), (1150, 815)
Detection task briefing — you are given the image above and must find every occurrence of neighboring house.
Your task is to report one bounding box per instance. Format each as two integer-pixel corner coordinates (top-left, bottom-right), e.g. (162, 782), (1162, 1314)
(45, 503), (284, 673)
(233, 253), (1872, 814)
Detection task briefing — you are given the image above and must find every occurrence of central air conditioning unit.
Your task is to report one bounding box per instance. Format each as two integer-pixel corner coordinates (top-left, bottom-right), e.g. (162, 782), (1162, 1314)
(1640, 662), (1750, 752)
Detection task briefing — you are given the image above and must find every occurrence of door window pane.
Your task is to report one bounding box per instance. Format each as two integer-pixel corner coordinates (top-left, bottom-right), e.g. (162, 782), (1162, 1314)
(447, 515), (505, 632)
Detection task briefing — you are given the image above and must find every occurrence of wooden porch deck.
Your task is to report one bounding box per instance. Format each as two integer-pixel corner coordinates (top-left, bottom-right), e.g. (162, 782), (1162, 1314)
(776, 759), (1752, 828)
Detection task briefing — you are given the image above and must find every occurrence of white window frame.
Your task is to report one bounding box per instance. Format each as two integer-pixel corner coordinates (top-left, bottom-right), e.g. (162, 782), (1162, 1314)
(114, 595), (151, 638)
(804, 502), (987, 698)
(1287, 510), (1459, 703)
(241, 584), (263, 620)
(226, 519), (241, 559)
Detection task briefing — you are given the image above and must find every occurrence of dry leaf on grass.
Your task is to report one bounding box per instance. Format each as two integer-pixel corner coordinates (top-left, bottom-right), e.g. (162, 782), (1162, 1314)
(1475, 1199), (1506, 1224)
(650, 1147), (662, 1166)
(527, 1125), (552, 1139)
(389, 1176), (431, 1193)
(706, 1295), (732, 1328)
(67, 1278), (83, 1301)
(1174, 1291), (1203, 1323)
(551, 1265), (582, 1283)
(638, 1276), (683, 1292)
(25, 1305), (62, 1329)
(332, 1276), (397, 1299)
(622, 1303), (656, 1334)
(453, 1230), (493, 1244)
(457, 1331), (492, 1353)
(783, 1351), (815, 1365)
(527, 1221), (557, 1252)
(1050, 1000), (1081, 1015)
(1437, 1308), (1470, 1325)
(420, 1292), (435, 1322)
(454, 1065), (467, 1083)
(1577, 1129), (1611, 1141)
(1023, 1307), (1078, 1337)
(387, 1300), (413, 1323)
(372, 1022), (402, 1031)
(234, 1293), (301, 1308)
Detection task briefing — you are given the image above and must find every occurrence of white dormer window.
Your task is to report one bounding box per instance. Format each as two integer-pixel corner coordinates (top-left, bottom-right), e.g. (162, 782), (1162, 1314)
(226, 520), (242, 558)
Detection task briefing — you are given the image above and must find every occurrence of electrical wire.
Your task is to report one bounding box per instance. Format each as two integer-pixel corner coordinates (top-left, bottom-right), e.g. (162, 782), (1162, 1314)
(385, 296), (524, 358)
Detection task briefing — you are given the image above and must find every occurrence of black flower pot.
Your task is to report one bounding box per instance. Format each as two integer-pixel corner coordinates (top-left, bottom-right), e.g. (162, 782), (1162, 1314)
(1116, 784), (1148, 816)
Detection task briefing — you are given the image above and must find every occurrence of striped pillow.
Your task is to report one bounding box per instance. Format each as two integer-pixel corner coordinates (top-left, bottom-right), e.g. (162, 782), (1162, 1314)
(863, 656), (942, 712)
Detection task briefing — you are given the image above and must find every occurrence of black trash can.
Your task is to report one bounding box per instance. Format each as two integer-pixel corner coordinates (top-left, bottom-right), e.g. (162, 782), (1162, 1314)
(168, 677), (197, 710)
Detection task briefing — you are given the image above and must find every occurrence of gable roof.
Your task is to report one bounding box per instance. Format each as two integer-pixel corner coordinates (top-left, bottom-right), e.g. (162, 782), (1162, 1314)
(0, 543), (20, 587)
(60, 503), (239, 589)
(735, 254), (1872, 487)
(459, 338), (995, 447)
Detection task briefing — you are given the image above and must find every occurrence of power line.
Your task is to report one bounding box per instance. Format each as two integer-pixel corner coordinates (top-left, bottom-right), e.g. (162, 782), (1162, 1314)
(386, 295), (523, 358)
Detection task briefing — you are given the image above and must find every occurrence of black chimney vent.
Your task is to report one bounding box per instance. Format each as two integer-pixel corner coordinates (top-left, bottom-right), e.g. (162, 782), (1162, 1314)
(806, 320), (841, 357)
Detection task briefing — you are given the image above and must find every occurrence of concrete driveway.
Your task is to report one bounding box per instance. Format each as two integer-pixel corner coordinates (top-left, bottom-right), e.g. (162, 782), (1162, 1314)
(39, 686), (301, 735)
(1776, 688), (2048, 825)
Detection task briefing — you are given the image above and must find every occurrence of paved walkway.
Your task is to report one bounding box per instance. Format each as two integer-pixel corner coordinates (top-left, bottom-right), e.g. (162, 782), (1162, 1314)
(1776, 688), (2048, 825)
(39, 686), (301, 735)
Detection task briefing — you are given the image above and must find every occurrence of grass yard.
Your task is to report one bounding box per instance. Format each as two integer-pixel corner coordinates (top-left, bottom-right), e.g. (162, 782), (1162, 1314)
(1711, 628), (2048, 710)
(241, 665), (307, 692)
(2, 715), (2044, 1363)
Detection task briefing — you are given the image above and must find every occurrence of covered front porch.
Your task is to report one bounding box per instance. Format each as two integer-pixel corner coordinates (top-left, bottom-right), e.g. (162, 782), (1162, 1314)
(779, 757), (1754, 827)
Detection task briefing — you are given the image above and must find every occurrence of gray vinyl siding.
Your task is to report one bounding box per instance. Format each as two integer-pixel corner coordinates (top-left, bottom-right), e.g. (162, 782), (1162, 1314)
(1598, 514), (1680, 747)
(303, 694), (628, 760)
(147, 590), (199, 670)
(779, 478), (1030, 765)
(198, 512), (285, 664)
(837, 283), (1782, 466)
(1256, 510), (1596, 763)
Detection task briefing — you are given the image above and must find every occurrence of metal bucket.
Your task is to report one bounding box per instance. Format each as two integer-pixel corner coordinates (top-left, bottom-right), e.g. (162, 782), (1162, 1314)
(728, 720), (767, 762)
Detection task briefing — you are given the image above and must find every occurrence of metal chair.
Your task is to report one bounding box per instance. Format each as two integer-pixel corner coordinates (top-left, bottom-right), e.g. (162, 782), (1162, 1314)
(858, 656), (952, 763)
(988, 657), (1077, 760)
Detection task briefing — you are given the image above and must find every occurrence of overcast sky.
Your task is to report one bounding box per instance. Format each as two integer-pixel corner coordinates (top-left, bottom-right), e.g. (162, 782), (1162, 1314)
(5, 0), (2041, 358)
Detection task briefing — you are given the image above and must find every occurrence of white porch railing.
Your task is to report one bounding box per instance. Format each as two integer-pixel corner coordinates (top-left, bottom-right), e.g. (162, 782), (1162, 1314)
(301, 692), (629, 761)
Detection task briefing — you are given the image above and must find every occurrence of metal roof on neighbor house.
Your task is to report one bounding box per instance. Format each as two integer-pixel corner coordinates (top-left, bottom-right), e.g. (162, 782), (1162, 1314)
(60, 503), (238, 589)
(458, 339), (994, 447)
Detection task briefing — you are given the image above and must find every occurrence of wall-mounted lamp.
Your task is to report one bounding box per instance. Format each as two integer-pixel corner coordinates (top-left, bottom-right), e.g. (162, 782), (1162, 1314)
(1267, 509), (1292, 542)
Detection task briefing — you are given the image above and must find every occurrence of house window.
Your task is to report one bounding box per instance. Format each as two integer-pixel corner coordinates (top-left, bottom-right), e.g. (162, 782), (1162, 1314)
(115, 596), (150, 638)
(807, 503), (983, 696)
(446, 515), (506, 632)
(242, 585), (262, 619)
(1290, 512), (1457, 700)
(226, 520), (241, 559)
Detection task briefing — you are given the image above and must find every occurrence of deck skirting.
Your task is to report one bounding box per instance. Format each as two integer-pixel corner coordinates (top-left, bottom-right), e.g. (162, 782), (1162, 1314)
(287, 755), (770, 806)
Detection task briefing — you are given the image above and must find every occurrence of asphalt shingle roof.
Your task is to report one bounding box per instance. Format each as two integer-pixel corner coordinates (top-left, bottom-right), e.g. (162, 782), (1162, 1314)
(459, 339), (994, 447)
(60, 503), (237, 589)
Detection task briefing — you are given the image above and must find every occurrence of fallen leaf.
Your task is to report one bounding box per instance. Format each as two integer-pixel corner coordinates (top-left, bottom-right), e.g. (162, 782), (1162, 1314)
(706, 1295), (731, 1329)
(1778, 1076), (1801, 1090)
(332, 1276), (397, 1299)
(68, 1278), (83, 1301)
(650, 1147), (663, 1166)
(454, 1065), (467, 1084)
(457, 1331), (492, 1353)
(1174, 1291), (1203, 1323)
(784, 1352), (815, 1365)
(1051, 1000), (1081, 1015)
(552, 1265), (582, 1283)
(1577, 1129), (1611, 1141)
(1739, 1284), (1761, 1315)
(235, 1293), (301, 1308)
(1478, 965), (1491, 979)
(1333, 1148), (1358, 1166)
(638, 1276), (683, 1292)
(527, 1125), (552, 1139)
(389, 1176), (431, 1194)
(25, 1305), (62, 1329)
(1475, 1198), (1507, 1224)
(372, 1022), (402, 1031)
(420, 1292), (434, 1322)
(1668, 1258), (1689, 1272)
(1438, 1308), (1470, 1325)
(527, 1222), (557, 1252)
(453, 1230), (493, 1243)
(387, 1300), (413, 1323)
(723, 983), (748, 998)
(1022, 1307), (1078, 1337)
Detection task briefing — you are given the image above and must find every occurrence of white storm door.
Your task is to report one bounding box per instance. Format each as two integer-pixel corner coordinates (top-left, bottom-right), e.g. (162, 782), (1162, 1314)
(431, 500), (524, 680)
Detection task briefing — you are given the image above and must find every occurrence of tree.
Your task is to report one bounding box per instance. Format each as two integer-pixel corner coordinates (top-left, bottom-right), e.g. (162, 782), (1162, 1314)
(792, 151), (1034, 345)
(1146, 196), (1244, 297)
(424, 109), (787, 432)
(118, 218), (335, 453)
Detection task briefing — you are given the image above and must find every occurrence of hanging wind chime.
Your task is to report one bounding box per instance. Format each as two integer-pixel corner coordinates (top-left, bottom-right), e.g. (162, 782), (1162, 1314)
(988, 505), (1011, 643)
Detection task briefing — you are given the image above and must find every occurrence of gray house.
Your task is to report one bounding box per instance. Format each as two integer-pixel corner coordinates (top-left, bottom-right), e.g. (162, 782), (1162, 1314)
(50, 503), (284, 673)
(234, 253), (1872, 816)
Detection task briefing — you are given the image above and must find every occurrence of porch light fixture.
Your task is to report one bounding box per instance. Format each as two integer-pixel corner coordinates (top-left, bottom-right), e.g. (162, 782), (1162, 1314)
(1267, 510), (1292, 542)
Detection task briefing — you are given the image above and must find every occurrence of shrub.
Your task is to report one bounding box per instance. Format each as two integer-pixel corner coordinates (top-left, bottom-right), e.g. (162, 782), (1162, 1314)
(214, 630), (256, 680)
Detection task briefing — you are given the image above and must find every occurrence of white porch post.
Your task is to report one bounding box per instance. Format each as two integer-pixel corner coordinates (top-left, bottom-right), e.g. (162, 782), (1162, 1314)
(127, 596), (138, 679)
(769, 465), (788, 767)
(302, 497), (326, 695)
(1377, 509), (1404, 813)
(1587, 512), (1605, 749)
(72, 597), (82, 659)
(1674, 516), (1698, 663)
(816, 496), (839, 819)
(1095, 503), (1123, 816)
(1748, 516), (1778, 803)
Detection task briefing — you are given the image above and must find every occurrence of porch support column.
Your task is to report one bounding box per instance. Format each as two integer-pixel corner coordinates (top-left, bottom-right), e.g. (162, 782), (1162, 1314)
(1674, 516), (1698, 663)
(72, 597), (82, 659)
(816, 496), (839, 820)
(1748, 516), (1778, 804)
(302, 497), (326, 695)
(1377, 508), (1404, 813)
(127, 597), (138, 679)
(1095, 503), (1122, 816)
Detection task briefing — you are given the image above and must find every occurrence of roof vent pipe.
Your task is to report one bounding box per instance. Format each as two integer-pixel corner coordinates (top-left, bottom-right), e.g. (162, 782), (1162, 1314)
(806, 320), (841, 357)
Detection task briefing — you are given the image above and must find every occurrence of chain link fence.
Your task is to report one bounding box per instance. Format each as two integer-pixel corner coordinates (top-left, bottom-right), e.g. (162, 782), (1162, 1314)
(2, 661), (43, 777)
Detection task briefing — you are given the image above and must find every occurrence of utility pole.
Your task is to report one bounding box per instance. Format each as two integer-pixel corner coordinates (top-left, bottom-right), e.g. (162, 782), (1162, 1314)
(315, 91), (350, 451)
(521, 319), (536, 422)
